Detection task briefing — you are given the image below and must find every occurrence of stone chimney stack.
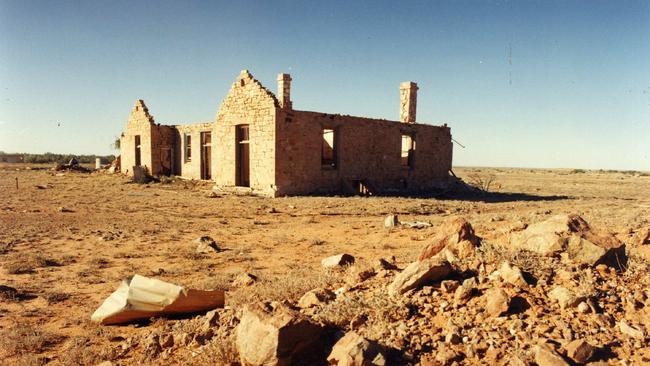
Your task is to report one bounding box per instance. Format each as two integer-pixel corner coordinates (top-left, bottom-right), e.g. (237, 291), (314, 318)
(277, 73), (292, 109)
(399, 81), (418, 123)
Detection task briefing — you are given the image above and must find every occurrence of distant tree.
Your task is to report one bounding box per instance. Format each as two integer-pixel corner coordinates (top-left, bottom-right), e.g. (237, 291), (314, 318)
(112, 136), (121, 150)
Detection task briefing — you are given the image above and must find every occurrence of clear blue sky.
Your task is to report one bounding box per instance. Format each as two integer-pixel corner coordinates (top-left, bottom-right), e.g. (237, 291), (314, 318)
(1, 1), (649, 170)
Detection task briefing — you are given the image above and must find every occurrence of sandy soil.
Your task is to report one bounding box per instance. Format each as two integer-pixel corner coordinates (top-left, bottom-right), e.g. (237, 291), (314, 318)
(1, 165), (648, 365)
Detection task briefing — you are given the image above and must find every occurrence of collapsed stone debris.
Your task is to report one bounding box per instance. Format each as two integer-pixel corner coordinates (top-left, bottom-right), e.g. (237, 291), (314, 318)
(89, 214), (649, 364)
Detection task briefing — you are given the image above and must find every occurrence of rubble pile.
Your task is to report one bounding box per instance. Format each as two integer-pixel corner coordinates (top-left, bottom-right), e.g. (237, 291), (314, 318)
(96, 214), (649, 365)
(53, 158), (91, 173)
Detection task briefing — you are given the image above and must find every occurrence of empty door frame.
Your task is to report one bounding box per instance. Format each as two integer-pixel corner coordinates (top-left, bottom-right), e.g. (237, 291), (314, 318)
(235, 125), (250, 187)
(200, 131), (212, 180)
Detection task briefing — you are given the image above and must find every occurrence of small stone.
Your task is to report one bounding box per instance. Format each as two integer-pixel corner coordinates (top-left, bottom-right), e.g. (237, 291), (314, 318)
(388, 258), (452, 296)
(327, 331), (386, 366)
(321, 254), (355, 268)
(577, 301), (590, 314)
(201, 310), (219, 332)
(195, 236), (221, 253)
(374, 258), (398, 270)
(160, 334), (174, 348)
(485, 288), (510, 317)
(298, 288), (335, 308)
(349, 314), (368, 330)
(445, 331), (461, 345)
(454, 277), (477, 304)
(232, 273), (257, 287)
(533, 344), (569, 366)
(499, 261), (528, 287)
(548, 286), (583, 309)
(618, 320), (645, 339)
(565, 339), (594, 364)
(440, 280), (460, 293)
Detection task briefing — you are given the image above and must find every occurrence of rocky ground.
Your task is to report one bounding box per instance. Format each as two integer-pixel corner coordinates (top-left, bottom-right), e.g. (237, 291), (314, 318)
(0, 165), (648, 365)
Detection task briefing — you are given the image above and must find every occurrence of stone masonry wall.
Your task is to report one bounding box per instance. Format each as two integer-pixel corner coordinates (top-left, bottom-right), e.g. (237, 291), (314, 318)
(275, 110), (452, 196)
(120, 100), (154, 176)
(174, 122), (213, 179)
(213, 70), (278, 195)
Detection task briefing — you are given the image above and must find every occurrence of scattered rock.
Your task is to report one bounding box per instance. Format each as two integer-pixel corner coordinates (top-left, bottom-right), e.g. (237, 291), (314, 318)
(388, 258), (452, 296)
(322, 254), (355, 268)
(206, 191), (221, 198)
(298, 288), (335, 308)
(440, 280), (460, 293)
(160, 334), (174, 349)
(618, 320), (645, 339)
(233, 273), (258, 287)
(454, 277), (477, 304)
(144, 334), (162, 359)
(498, 261), (528, 287)
(384, 214), (399, 228)
(577, 301), (590, 314)
(632, 227), (649, 246)
(195, 236), (221, 254)
(57, 206), (74, 213)
(201, 309), (220, 332)
(236, 302), (322, 366)
(548, 286), (583, 310)
(533, 344), (569, 366)
(565, 339), (594, 364)
(374, 258), (398, 271)
(327, 331), (386, 366)
(566, 235), (625, 267)
(508, 214), (625, 268)
(401, 220), (432, 229)
(418, 217), (480, 260)
(485, 288), (510, 317)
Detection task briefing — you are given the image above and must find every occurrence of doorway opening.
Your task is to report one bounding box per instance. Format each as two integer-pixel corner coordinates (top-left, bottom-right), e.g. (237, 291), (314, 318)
(134, 135), (141, 166)
(200, 132), (212, 180)
(235, 125), (250, 187)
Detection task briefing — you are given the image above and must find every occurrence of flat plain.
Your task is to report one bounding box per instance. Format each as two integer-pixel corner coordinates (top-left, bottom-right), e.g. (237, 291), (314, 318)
(1, 165), (648, 365)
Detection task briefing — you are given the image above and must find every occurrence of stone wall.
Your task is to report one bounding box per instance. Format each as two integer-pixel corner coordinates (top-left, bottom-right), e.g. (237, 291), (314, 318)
(120, 100), (155, 176)
(119, 71), (453, 197)
(174, 122), (213, 179)
(213, 70), (278, 195)
(274, 110), (452, 196)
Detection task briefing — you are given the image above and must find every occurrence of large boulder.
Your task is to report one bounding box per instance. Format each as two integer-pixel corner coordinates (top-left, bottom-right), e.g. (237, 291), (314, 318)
(388, 258), (452, 296)
(508, 214), (625, 267)
(327, 331), (386, 366)
(419, 217), (480, 260)
(236, 302), (322, 366)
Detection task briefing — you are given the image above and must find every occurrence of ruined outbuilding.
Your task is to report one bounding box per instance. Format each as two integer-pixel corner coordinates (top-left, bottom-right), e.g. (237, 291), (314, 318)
(119, 70), (453, 196)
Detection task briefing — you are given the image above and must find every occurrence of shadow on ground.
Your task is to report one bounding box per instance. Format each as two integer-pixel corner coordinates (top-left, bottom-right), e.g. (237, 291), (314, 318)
(437, 190), (571, 203)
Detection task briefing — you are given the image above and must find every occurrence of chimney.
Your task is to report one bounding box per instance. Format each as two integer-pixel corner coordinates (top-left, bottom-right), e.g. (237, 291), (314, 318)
(399, 81), (418, 123)
(277, 73), (292, 109)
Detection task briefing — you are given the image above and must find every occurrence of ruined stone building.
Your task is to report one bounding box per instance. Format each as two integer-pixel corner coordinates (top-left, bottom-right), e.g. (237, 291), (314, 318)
(119, 70), (453, 196)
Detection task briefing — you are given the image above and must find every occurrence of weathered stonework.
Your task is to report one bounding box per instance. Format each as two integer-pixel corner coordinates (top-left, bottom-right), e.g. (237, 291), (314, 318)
(400, 82), (418, 123)
(119, 71), (453, 196)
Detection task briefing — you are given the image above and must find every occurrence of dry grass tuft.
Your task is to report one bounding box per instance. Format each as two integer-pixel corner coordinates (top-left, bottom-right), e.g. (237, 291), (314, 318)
(42, 291), (71, 304)
(0, 323), (63, 357)
(57, 336), (107, 366)
(226, 267), (340, 307)
(4, 260), (36, 274)
(4, 254), (62, 274)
